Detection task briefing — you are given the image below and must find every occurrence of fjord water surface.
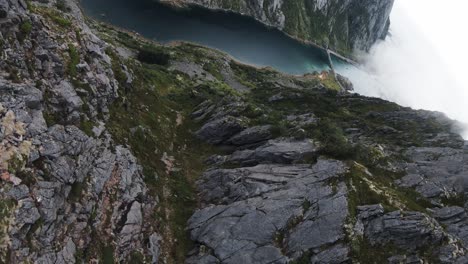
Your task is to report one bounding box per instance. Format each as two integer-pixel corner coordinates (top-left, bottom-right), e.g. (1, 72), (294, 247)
(80, 0), (331, 75)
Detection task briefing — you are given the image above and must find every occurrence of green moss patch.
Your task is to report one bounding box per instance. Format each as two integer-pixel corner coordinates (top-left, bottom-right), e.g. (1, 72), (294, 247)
(67, 44), (80, 77)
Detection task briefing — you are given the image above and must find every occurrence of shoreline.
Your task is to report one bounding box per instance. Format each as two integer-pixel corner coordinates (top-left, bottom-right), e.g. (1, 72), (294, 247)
(83, 17), (334, 79)
(98, 20), (331, 79)
(159, 0), (359, 65)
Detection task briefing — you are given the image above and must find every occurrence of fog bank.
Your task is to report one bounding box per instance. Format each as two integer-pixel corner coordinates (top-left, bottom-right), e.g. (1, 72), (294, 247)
(337, 0), (468, 139)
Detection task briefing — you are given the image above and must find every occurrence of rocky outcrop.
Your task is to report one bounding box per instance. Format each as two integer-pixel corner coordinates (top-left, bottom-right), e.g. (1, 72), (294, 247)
(185, 78), (468, 263)
(397, 146), (467, 198)
(171, 0), (395, 53)
(356, 205), (468, 263)
(0, 0), (159, 262)
(188, 158), (349, 263)
(196, 116), (247, 145)
(357, 206), (445, 250)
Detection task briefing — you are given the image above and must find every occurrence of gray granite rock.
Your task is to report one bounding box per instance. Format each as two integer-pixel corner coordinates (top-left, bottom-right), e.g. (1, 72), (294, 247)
(228, 138), (319, 166)
(55, 238), (76, 264)
(189, 158), (348, 262)
(360, 210), (445, 250)
(0, 2), (159, 261)
(149, 233), (162, 264)
(7, 184), (30, 200)
(357, 204), (385, 220)
(118, 201), (143, 254)
(227, 125), (273, 146)
(196, 116), (246, 145)
(397, 147), (466, 199)
(310, 243), (350, 264)
(186, 254), (220, 264)
(433, 206), (468, 247)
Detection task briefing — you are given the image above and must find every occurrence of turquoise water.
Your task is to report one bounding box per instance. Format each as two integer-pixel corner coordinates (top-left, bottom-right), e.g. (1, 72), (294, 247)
(80, 0), (332, 75)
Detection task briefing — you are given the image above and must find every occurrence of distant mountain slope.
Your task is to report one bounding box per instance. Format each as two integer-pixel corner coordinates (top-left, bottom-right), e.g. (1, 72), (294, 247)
(168, 0), (394, 54)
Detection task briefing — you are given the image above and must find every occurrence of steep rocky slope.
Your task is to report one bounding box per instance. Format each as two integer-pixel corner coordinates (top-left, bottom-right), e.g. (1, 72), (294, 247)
(186, 80), (468, 263)
(0, 0), (467, 263)
(166, 0), (394, 54)
(0, 0), (162, 262)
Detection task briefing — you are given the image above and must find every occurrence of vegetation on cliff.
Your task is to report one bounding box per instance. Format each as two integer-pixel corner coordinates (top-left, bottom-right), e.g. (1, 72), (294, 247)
(0, 0), (466, 263)
(95, 21), (465, 262)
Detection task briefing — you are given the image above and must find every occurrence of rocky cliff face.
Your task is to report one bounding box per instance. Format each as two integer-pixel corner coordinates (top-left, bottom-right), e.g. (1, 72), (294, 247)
(171, 0), (395, 53)
(1, 0), (468, 263)
(0, 0), (160, 262)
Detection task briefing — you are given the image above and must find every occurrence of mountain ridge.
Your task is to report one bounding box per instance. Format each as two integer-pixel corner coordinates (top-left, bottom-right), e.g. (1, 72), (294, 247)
(0, 0), (467, 263)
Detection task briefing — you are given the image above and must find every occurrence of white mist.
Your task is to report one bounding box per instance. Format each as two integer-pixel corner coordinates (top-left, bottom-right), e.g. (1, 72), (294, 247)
(337, 0), (468, 139)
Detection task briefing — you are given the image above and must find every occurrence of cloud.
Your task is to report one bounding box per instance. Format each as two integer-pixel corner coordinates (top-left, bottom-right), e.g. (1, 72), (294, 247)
(336, 0), (468, 139)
